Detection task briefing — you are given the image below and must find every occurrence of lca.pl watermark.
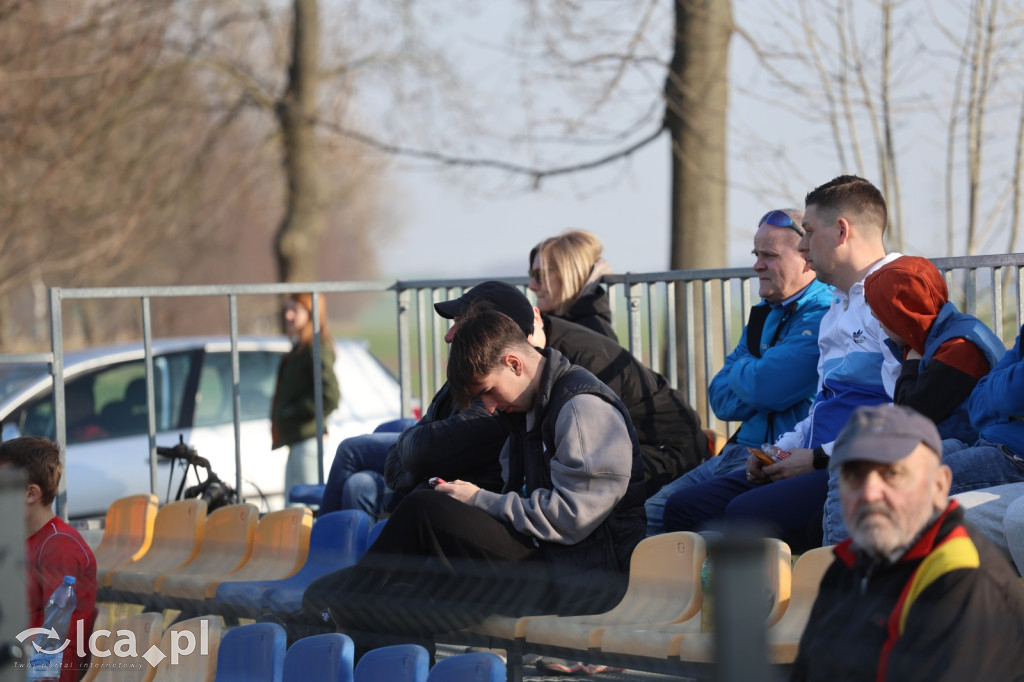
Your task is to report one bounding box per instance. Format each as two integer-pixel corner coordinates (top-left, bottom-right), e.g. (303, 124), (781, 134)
(17, 618), (211, 670)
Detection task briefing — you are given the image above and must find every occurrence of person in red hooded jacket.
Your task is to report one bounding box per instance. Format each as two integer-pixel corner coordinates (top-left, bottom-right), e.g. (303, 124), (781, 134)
(863, 255), (1005, 442)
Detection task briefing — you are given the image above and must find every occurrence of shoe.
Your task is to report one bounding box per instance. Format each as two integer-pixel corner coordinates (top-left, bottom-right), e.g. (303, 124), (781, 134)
(535, 656), (624, 675)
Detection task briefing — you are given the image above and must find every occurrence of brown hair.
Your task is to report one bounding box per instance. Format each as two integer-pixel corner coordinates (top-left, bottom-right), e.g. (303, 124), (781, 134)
(288, 292), (333, 349)
(447, 307), (535, 405)
(0, 436), (62, 505)
(804, 175), (887, 236)
(529, 229), (606, 314)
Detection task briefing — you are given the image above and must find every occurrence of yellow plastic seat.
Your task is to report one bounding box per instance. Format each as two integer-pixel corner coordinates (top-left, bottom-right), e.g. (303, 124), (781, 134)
(106, 499), (206, 591)
(114, 504), (258, 600)
(523, 532), (706, 653)
(151, 615), (223, 682)
(764, 545), (834, 664)
(95, 494), (159, 586)
(600, 538), (791, 660)
(79, 604), (111, 682)
(86, 611), (164, 682)
(160, 507), (312, 601)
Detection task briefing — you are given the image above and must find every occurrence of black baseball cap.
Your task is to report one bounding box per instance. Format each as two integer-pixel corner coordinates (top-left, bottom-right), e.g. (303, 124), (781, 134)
(830, 404), (943, 471)
(433, 281), (535, 337)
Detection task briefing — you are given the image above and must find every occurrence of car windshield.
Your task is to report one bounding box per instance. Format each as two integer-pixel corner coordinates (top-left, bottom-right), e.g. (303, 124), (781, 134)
(0, 363), (48, 402)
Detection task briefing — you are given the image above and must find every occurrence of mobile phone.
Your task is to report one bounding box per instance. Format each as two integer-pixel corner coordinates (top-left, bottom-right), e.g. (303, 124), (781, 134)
(428, 477), (447, 487)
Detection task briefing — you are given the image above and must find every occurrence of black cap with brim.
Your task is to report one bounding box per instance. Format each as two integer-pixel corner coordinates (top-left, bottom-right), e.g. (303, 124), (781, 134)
(829, 404), (942, 471)
(433, 280), (535, 337)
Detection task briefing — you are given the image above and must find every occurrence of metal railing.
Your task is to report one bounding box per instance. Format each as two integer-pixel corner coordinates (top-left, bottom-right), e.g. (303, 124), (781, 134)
(394, 253), (1024, 434)
(2, 253), (1023, 518)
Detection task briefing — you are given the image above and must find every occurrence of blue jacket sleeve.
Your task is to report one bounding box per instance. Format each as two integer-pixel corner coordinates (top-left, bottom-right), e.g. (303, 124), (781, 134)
(708, 326), (759, 422)
(969, 329), (1024, 429)
(710, 303), (825, 420)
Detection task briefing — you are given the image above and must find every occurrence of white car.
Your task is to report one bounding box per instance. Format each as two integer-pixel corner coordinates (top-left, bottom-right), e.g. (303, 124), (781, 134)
(0, 336), (402, 519)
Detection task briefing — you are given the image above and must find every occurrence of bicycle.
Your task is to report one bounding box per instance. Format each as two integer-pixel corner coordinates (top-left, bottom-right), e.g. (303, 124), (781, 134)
(156, 434), (238, 511)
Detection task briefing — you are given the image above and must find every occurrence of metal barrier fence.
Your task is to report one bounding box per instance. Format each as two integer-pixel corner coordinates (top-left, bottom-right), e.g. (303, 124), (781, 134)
(395, 253), (1024, 434)
(1, 253), (1022, 518)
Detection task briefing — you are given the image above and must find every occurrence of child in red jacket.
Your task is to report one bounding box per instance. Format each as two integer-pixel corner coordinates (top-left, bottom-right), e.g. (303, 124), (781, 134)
(1, 436), (97, 682)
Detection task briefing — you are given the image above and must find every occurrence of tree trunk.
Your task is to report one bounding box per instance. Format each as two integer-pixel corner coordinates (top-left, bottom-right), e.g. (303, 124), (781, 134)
(275, 0), (325, 285)
(666, 0), (732, 419)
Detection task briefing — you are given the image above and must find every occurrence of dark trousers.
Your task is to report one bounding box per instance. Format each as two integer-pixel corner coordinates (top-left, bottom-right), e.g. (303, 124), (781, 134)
(302, 489), (556, 640)
(663, 469), (828, 553)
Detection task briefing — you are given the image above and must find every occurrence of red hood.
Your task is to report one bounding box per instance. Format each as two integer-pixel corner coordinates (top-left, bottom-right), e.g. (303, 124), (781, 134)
(864, 255), (948, 354)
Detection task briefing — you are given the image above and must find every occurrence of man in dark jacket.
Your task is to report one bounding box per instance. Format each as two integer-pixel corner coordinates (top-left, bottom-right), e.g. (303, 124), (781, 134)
(791, 404), (1024, 681)
(303, 309), (645, 644)
(422, 280), (706, 497)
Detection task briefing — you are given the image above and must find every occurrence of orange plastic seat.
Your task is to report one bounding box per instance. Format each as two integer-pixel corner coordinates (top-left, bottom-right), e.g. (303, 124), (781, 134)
(105, 499), (206, 591)
(599, 538), (791, 660)
(114, 504), (258, 601)
(79, 604), (111, 682)
(94, 494), (159, 586)
(159, 507), (312, 602)
(704, 429), (728, 457)
(151, 615), (223, 682)
(763, 545), (834, 663)
(675, 538), (793, 663)
(85, 611), (164, 682)
(523, 532), (706, 653)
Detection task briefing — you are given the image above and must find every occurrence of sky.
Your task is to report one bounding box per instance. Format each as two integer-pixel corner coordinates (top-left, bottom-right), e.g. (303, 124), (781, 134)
(378, 137), (676, 280)
(370, 1), (1017, 281)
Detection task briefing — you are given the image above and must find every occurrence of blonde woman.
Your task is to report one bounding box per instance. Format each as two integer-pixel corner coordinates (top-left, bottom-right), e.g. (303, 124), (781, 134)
(271, 293), (341, 496)
(528, 229), (617, 340)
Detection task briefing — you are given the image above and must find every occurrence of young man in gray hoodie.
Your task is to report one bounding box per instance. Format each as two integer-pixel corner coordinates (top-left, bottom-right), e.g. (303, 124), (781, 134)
(302, 308), (645, 647)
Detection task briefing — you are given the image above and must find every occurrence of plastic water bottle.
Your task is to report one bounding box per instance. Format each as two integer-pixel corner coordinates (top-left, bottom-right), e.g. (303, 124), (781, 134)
(26, 575), (77, 681)
(700, 556), (714, 632)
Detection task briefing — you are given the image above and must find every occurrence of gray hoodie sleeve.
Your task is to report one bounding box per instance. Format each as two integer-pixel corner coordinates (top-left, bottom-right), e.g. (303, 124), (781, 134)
(469, 394), (632, 545)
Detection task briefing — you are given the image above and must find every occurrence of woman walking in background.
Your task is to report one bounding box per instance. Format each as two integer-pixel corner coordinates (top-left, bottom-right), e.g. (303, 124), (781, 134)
(529, 229), (617, 340)
(272, 293), (341, 497)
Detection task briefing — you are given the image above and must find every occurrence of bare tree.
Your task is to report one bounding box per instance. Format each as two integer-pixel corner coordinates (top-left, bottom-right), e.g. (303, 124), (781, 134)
(275, 0), (326, 285)
(736, 0), (1024, 260)
(0, 0), (395, 349)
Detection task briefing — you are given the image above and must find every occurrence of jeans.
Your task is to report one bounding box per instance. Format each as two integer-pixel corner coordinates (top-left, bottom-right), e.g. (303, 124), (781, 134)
(943, 438), (1024, 494)
(821, 467), (847, 546)
(955, 481), (1024, 575)
(320, 432), (401, 516)
(663, 467), (829, 553)
(285, 437), (321, 496)
(645, 442), (750, 536)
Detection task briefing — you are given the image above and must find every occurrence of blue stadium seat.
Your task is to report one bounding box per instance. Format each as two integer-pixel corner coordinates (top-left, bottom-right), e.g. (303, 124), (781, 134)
(283, 633), (355, 682)
(215, 509), (372, 616)
(288, 484), (326, 506)
(354, 644), (429, 682)
(215, 622), (286, 682)
(425, 652), (505, 682)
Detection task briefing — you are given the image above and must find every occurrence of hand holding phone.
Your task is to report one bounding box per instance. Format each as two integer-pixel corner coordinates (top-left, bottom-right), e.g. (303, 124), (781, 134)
(428, 477), (447, 487)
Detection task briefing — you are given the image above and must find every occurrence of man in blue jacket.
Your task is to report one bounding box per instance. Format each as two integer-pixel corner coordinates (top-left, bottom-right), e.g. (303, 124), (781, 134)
(949, 323), (1024, 572)
(645, 208), (832, 534)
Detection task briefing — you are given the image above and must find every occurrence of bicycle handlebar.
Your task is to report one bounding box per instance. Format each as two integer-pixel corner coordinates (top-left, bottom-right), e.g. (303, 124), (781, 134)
(156, 434), (211, 471)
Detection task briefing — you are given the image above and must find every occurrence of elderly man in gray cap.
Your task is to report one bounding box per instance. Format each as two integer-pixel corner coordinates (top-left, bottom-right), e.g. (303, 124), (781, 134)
(791, 404), (1024, 682)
